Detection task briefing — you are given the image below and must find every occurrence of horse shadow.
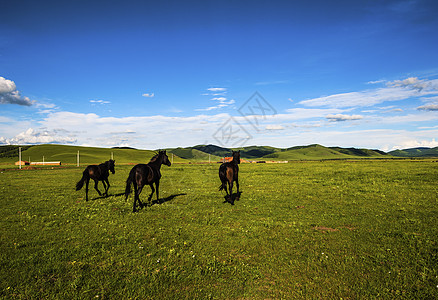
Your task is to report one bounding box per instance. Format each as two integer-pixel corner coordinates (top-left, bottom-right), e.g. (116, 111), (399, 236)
(223, 191), (242, 205)
(90, 193), (186, 212)
(91, 192), (125, 201)
(150, 193), (187, 206)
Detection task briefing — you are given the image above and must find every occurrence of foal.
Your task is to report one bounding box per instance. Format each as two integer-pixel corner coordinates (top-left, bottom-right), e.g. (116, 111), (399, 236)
(76, 160), (115, 201)
(219, 150), (240, 201)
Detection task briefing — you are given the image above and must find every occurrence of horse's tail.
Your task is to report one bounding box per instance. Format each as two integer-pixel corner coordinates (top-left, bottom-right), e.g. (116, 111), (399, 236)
(125, 167), (136, 200)
(218, 164), (227, 191)
(76, 170), (88, 191)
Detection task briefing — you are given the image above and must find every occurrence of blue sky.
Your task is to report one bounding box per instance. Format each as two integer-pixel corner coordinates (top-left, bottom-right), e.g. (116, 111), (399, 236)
(1, 0), (438, 150)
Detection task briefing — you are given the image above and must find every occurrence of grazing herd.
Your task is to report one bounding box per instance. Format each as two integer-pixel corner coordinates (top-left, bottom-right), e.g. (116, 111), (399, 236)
(76, 150), (241, 212)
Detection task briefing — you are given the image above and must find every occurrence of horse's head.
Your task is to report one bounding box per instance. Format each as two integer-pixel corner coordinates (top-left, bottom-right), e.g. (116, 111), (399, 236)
(160, 150), (171, 167)
(108, 159), (116, 174)
(232, 150), (241, 164)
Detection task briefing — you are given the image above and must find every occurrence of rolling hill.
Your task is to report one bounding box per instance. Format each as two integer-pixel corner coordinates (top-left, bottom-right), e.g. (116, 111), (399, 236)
(388, 147), (438, 157)
(168, 144), (391, 161)
(166, 147), (222, 162)
(262, 144), (389, 160)
(2, 143), (437, 166)
(0, 144), (186, 164)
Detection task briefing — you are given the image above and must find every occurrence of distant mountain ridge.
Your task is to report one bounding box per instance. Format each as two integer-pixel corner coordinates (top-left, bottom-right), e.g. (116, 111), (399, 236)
(388, 147), (438, 157)
(1, 144), (437, 164)
(167, 144), (394, 161)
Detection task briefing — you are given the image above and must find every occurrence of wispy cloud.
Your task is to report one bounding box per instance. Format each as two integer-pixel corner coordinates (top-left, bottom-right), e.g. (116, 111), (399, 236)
(0, 76), (34, 106)
(90, 99), (110, 104)
(417, 104), (438, 111)
(285, 108), (346, 119)
(325, 114), (363, 122)
(298, 77), (438, 108)
(266, 124), (285, 130)
(197, 87), (235, 111)
(207, 87), (226, 92)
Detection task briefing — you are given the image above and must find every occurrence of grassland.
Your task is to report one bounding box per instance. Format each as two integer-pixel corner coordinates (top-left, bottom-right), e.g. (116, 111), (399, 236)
(1, 160), (437, 299)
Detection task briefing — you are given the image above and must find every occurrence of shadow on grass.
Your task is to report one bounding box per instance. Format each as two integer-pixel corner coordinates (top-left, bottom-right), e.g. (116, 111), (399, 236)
(151, 193), (187, 206)
(91, 192), (126, 200)
(126, 193), (187, 212)
(223, 191), (242, 205)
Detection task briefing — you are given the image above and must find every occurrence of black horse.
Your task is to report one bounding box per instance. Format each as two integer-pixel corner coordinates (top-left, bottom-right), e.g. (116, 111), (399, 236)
(125, 150), (171, 212)
(76, 159), (115, 201)
(219, 150), (240, 202)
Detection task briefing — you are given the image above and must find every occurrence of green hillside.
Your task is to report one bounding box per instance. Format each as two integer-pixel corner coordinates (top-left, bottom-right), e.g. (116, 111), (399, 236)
(329, 147), (388, 157)
(263, 144), (389, 160)
(263, 144), (349, 160)
(167, 147), (221, 162)
(235, 145), (280, 159)
(0, 144), (186, 165)
(0, 143), (406, 166)
(389, 147), (438, 157)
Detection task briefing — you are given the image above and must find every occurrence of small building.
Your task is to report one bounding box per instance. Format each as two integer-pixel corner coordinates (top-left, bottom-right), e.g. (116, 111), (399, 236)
(30, 161), (61, 166)
(15, 161), (30, 166)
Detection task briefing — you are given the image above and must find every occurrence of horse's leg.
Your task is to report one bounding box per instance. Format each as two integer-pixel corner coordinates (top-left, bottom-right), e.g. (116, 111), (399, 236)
(133, 181), (138, 212)
(222, 180), (229, 198)
(228, 180), (233, 200)
(155, 180), (160, 202)
(235, 177), (240, 199)
(137, 184), (144, 208)
(94, 179), (102, 196)
(85, 178), (90, 201)
(104, 178), (110, 196)
(148, 183), (155, 204)
(101, 180), (107, 197)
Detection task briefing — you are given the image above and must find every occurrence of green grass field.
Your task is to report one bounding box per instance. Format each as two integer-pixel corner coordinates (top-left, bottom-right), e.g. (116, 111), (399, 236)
(1, 160), (437, 299)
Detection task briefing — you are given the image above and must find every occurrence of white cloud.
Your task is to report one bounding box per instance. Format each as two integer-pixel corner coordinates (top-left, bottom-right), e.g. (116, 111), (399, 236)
(325, 114), (363, 122)
(417, 104), (438, 111)
(386, 77), (436, 91)
(0, 76), (16, 93)
(392, 138), (438, 150)
(197, 88), (234, 111)
(298, 77), (438, 108)
(36, 111), (233, 148)
(373, 112), (438, 124)
(285, 108), (346, 119)
(0, 76), (34, 106)
(1, 128), (76, 145)
(367, 79), (386, 85)
(207, 87), (226, 92)
(142, 93), (155, 98)
(196, 99), (235, 111)
(266, 125), (285, 130)
(211, 97), (227, 102)
(90, 99), (110, 104)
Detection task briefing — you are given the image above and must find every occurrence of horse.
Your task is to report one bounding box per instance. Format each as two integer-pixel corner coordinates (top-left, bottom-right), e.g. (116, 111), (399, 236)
(219, 150), (240, 202)
(125, 150), (171, 212)
(76, 159), (115, 201)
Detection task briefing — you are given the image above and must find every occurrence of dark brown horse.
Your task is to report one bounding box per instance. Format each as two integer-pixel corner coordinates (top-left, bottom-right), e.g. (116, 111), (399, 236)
(219, 150), (240, 202)
(76, 160), (115, 201)
(125, 150), (171, 212)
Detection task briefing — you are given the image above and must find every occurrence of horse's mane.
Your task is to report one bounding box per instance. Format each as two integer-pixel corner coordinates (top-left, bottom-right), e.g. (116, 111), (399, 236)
(99, 160), (113, 167)
(149, 152), (160, 163)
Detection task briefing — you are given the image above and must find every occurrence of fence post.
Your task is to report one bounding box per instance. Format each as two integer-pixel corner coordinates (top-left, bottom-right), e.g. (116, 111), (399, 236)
(19, 147), (22, 169)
